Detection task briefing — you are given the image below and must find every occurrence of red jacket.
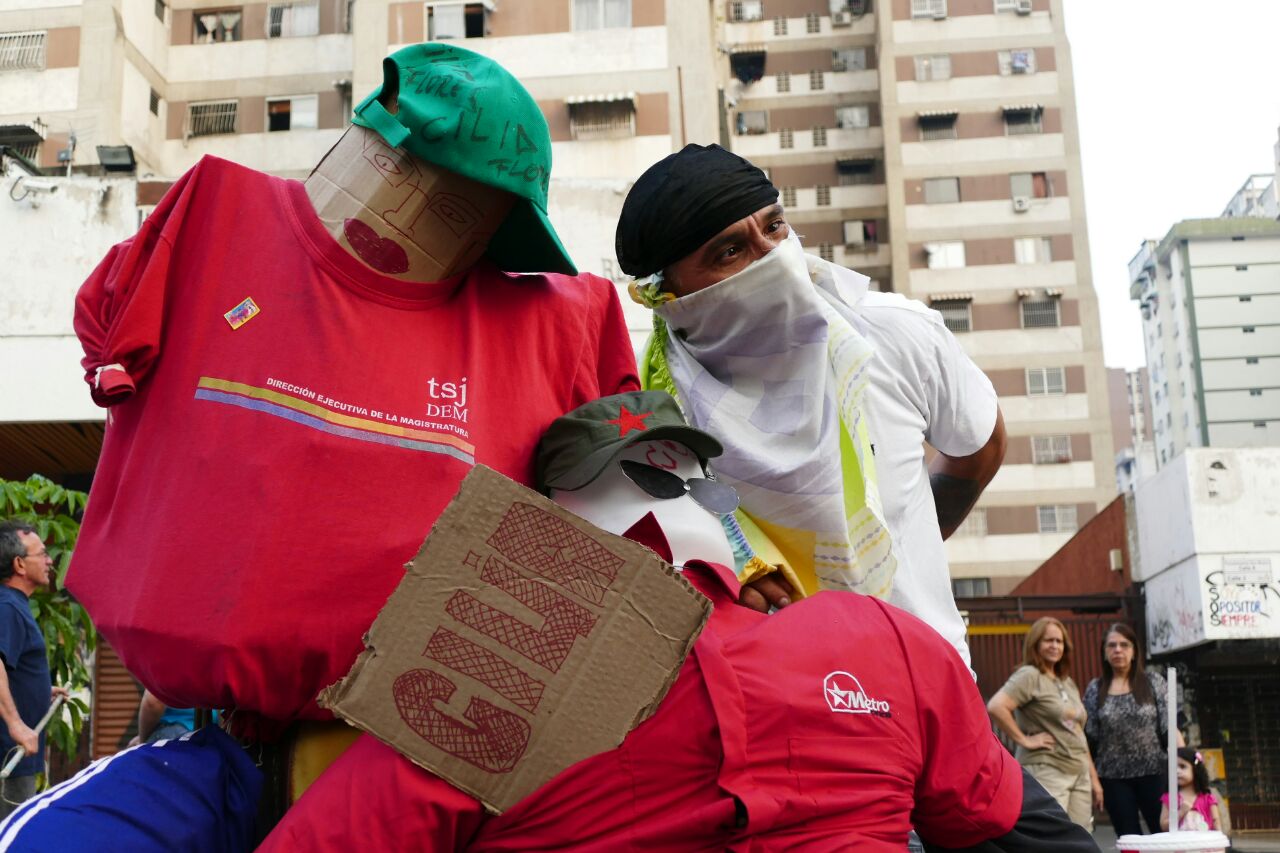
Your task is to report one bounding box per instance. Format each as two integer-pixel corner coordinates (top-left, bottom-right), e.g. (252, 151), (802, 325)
(263, 562), (1022, 851)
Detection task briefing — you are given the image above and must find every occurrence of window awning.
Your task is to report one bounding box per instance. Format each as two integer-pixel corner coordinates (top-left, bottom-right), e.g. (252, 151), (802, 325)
(917, 109), (958, 120)
(1001, 103), (1043, 114)
(730, 46), (767, 84)
(1016, 288), (1038, 298)
(566, 92), (636, 106)
(1044, 287), (1063, 297)
(929, 292), (974, 302)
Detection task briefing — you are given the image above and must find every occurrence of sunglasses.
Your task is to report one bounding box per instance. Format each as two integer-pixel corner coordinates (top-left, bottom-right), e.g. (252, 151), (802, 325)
(618, 460), (740, 516)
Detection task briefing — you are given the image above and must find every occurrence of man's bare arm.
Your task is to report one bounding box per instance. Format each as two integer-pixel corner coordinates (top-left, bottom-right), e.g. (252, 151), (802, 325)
(929, 408), (1006, 540)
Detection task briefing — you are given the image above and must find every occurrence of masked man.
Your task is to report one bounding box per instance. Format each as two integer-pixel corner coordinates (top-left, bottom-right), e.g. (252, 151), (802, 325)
(66, 44), (637, 808)
(616, 144), (1005, 667)
(260, 392), (1094, 852)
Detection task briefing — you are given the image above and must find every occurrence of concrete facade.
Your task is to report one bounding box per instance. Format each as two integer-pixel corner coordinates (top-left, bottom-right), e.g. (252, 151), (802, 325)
(1129, 215), (1280, 468)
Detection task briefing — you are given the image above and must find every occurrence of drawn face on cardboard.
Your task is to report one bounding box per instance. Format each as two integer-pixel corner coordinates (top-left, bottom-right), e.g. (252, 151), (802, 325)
(551, 440), (735, 570)
(305, 125), (515, 281)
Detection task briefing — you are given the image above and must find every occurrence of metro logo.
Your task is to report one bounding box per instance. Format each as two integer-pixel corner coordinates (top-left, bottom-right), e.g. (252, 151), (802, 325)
(823, 670), (891, 717)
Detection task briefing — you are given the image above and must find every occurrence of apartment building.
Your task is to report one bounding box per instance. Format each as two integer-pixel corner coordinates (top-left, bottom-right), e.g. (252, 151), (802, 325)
(2, 0), (1113, 591)
(722, 0), (1113, 592)
(1107, 367), (1155, 493)
(1128, 210), (1280, 468)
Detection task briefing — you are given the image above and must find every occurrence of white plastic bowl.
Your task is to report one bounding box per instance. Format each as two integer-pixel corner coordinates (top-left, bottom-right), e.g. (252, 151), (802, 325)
(1116, 831), (1229, 853)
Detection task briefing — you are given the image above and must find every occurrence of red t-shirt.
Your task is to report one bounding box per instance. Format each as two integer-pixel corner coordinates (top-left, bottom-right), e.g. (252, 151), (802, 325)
(261, 563), (1022, 851)
(69, 156), (637, 735)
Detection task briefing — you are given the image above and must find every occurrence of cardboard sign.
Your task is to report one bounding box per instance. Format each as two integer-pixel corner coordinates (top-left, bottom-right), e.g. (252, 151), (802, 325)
(304, 126), (514, 280)
(319, 465), (712, 813)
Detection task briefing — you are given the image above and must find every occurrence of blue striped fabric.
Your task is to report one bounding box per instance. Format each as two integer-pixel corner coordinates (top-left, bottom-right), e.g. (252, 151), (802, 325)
(0, 726), (260, 852)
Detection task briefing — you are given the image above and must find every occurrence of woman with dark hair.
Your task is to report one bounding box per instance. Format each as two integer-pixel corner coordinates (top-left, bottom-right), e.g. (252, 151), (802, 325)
(988, 617), (1103, 830)
(1083, 623), (1185, 836)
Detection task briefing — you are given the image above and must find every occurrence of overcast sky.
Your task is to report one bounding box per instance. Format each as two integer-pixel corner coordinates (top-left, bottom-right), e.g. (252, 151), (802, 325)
(1063, 1), (1280, 369)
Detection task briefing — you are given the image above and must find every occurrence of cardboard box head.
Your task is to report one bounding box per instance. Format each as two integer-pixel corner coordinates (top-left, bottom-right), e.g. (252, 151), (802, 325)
(319, 465), (711, 814)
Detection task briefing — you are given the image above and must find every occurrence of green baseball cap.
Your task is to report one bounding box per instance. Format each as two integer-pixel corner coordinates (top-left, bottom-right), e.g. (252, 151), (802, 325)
(353, 43), (576, 275)
(536, 391), (723, 493)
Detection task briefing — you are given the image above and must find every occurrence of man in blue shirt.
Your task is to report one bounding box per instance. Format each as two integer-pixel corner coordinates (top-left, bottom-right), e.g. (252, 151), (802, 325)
(0, 521), (66, 818)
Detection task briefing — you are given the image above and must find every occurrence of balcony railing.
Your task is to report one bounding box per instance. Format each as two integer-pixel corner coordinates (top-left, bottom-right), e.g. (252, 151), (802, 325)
(0, 31), (46, 71)
(186, 100), (239, 139)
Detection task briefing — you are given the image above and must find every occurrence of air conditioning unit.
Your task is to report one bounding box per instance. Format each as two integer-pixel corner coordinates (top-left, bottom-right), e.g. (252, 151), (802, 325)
(1012, 196), (1031, 212)
(1015, 0), (1032, 13)
(831, 10), (853, 26)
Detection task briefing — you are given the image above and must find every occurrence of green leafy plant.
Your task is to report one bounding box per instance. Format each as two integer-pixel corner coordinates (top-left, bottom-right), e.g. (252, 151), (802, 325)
(1, 475), (94, 760)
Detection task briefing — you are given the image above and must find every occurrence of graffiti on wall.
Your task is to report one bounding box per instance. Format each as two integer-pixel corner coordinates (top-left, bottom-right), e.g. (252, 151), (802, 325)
(1205, 557), (1277, 632)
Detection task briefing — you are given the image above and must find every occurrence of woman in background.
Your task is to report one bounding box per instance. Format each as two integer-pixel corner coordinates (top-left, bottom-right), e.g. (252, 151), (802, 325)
(988, 617), (1103, 830)
(1083, 623), (1184, 835)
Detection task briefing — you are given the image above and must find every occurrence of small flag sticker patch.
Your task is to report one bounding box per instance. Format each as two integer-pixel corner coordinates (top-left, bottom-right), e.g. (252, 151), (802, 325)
(224, 297), (260, 330)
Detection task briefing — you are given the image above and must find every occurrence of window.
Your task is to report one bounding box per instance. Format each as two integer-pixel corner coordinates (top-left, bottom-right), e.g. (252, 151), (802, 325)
(573, 0), (630, 30)
(1026, 366), (1065, 396)
(266, 95), (317, 132)
(955, 509), (988, 538)
(728, 0), (763, 22)
(567, 97), (636, 140)
(1010, 171), (1050, 199)
(1014, 236), (1052, 264)
(1236, 265), (1248, 271)
(735, 110), (768, 135)
(1032, 435), (1072, 464)
(818, 243), (835, 262)
(806, 12), (821, 32)
(919, 112), (958, 141)
(773, 16), (788, 35)
(812, 126), (827, 147)
(914, 54), (951, 81)
(426, 3), (487, 39)
(149, 88), (160, 116)
(835, 105), (870, 129)
(155, 0), (166, 22)
(816, 185), (831, 206)
(809, 70), (825, 91)
(267, 2), (319, 37)
(779, 128), (794, 148)
(912, 0), (946, 18)
(1254, 421), (1268, 429)
(1003, 106), (1043, 135)
(843, 219), (878, 248)
(832, 47), (867, 72)
(925, 241), (965, 269)
(193, 9), (242, 43)
(1246, 356), (1259, 364)
(1244, 326), (1256, 333)
(923, 176), (960, 204)
(1250, 389), (1262, 397)
(933, 299), (972, 333)
(186, 99), (238, 138)
(952, 576), (991, 597)
(998, 48), (1036, 75)
(1038, 505), (1077, 534)
(781, 186), (797, 207)
(776, 72), (791, 93)
(1239, 295), (1253, 301)
(837, 158), (877, 185)
(1020, 297), (1060, 328)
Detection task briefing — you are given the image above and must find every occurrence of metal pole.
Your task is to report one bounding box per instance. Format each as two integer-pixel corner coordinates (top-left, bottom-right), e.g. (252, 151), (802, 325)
(1167, 666), (1178, 835)
(0, 695), (65, 780)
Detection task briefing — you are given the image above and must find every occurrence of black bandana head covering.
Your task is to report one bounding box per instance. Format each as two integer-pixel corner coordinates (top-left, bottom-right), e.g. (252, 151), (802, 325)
(615, 144), (779, 278)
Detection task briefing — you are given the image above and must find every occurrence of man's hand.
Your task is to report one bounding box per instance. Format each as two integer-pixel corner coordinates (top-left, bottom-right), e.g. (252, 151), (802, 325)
(7, 720), (37, 757)
(1020, 732), (1056, 751)
(739, 573), (794, 613)
(51, 686), (70, 700)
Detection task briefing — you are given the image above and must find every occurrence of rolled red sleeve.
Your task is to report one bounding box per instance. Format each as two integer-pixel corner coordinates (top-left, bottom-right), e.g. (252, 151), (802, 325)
(259, 734), (486, 852)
